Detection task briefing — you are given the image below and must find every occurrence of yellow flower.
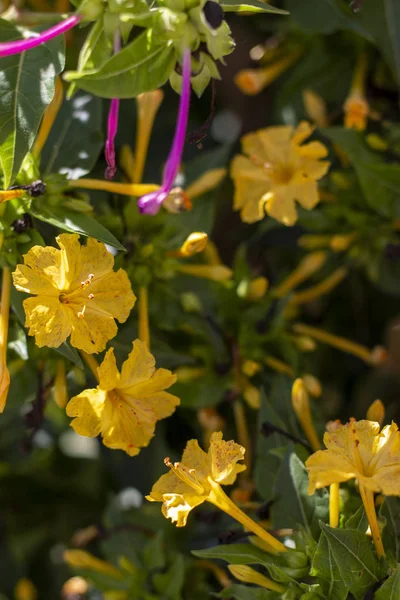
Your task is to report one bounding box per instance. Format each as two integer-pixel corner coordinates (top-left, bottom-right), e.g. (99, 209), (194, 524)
(306, 419), (400, 495)
(231, 122), (330, 226)
(12, 234), (136, 354)
(66, 339), (179, 456)
(14, 578), (37, 600)
(147, 431), (286, 552)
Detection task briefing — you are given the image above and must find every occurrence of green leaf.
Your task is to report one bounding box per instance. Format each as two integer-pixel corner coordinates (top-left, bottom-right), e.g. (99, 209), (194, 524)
(152, 554), (184, 599)
(64, 30), (176, 99)
(54, 342), (84, 368)
(41, 92), (103, 179)
(381, 497), (400, 563)
(218, 584), (278, 599)
(192, 544), (309, 583)
(357, 0), (400, 86)
(375, 565), (400, 599)
(284, 0), (369, 36)
(67, 19), (112, 98)
(221, 0), (288, 14)
(143, 531), (166, 571)
(345, 505), (368, 532)
(319, 523), (380, 600)
(271, 452), (329, 539)
(322, 127), (395, 216)
(30, 203), (126, 250)
(0, 19), (65, 187)
(311, 532), (348, 600)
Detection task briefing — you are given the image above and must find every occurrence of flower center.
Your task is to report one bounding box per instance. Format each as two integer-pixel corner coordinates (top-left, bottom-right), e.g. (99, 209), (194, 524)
(164, 458), (205, 494)
(59, 274), (95, 305)
(265, 163), (294, 185)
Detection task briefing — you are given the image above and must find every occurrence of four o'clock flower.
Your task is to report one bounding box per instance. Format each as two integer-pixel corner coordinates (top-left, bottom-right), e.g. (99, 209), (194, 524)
(137, 48), (191, 215)
(0, 15), (81, 58)
(104, 31), (121, 180)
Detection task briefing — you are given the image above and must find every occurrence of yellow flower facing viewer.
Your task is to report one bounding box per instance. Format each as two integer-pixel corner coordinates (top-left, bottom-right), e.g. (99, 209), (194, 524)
(147, 431), (286, 553)
(12, 234), (136, 353)
(66, 339), (179, 456)
(306, 418), (400, 557)
(231, 122), (330, 226)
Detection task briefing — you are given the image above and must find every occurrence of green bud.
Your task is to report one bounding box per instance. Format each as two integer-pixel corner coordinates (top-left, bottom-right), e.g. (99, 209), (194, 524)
(78, 0), (104, 21)
(181, 292), (203, 313)
(103, 12), (120, 41)
(152, 7), (188, 40)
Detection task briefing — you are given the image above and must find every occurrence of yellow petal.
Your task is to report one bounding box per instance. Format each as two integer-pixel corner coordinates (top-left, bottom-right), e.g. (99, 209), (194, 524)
(73, 236), (115, 285)
(242, 382), (261, 409)
(97, 348), (120, 391)
(13, 245), (62, 293)
(68, 309), (118, 354)
(66, 387), (106, 437)
(264, 190), (298, 226)
(209, 431), (246, 485)
(306, 449), (356, 494)
(23, 296), (71, 348)
(161, 492), (205, 527)
(119, 339), (157, 388)
(291, 181), (320, 210)
(84, 269), (136, 324)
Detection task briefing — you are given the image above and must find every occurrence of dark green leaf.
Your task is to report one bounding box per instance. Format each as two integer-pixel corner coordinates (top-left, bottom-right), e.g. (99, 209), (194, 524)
(41, 92), (103, 179)
(381, 497), (400, 563)
(322, 127), (395, 216)
(192, 544), (268, 565)
(271, 452), (329, 539)
(64, 30), (176, 99)
(284, 0), (369, 36)
(0, 19), (65, 187)
(311, 532), (348, 600)
(356, 0), (400, 86)
(218, 584), (278, 599)
(345, 505), (368, 532)
(30, 203), (126, 250)
(143, 531), (166, 571)
(221, 0), (288, 14)
(319, 523), (380, 599)
(375, 565), (400, 599)
(152, 554), (184, 599)
(54, 342), (83, 368)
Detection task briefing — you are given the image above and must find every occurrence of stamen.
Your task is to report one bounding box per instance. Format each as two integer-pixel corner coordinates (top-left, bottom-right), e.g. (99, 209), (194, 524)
(164, 457), (205, 494)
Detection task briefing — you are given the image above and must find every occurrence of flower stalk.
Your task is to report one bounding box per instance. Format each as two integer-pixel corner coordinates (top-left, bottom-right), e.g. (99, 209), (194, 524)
(0, 14), (81, 57)
(134, 91), (164, 184)
(137, 48), (191, 215)
(138, 286), (150, 348)
(33, 76), (64, 158)
(0, 267), (11, 413)
(292, 379), (321, 452)
(329, 482), (340, 528)
(207, 479), (287, 553)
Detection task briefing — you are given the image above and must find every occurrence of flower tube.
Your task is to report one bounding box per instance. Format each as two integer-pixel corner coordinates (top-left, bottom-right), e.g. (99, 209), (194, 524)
(0, 15), (81, 58)
(137, 49), (191, 215)
(104, 32), (121, 180)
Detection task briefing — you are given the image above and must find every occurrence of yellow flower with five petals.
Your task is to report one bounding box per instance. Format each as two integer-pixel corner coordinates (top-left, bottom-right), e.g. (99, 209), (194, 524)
(147, 431), (286, 552)
(306, 418), (400, 558)
(306, 419), (400, 496)
(231, 122), (330, 226)
(12, 234), (136, 354)
(66, 339), (179, 456)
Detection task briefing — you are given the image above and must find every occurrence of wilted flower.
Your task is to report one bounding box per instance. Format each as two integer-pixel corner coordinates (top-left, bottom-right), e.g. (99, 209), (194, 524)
(12, 234), (135, 353)
(66, 340), (179, 456)
(231, 122), (330, 226)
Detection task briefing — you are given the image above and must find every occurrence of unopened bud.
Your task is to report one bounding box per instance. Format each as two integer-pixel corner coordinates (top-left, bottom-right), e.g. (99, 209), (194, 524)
(366, 133), (388, 152)
(61, 577), (88, 599)
(302, 89), (328, 127)
(366, 399), (385, 426)
(242, 360), (261, 377)
(302, 374), (322, 398)
(370, 345), (388, 366)
(64, 550), (122, 579)
(15, 578), (37, 600)
(179, 232), (208, 256)
(344, 94), (369, 131)
(294, 336), (317, 352)
(246, 276), (269, 300)
(198, 407), (225, 431)
(228, 565), (284, 593)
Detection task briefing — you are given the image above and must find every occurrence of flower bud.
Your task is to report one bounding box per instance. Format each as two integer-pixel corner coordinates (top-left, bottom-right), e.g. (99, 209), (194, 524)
(15, 579), (37, 600)
(366, 399), (385, 427)
(179, 232), (208, 256)
(228, 565), (285, 592)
